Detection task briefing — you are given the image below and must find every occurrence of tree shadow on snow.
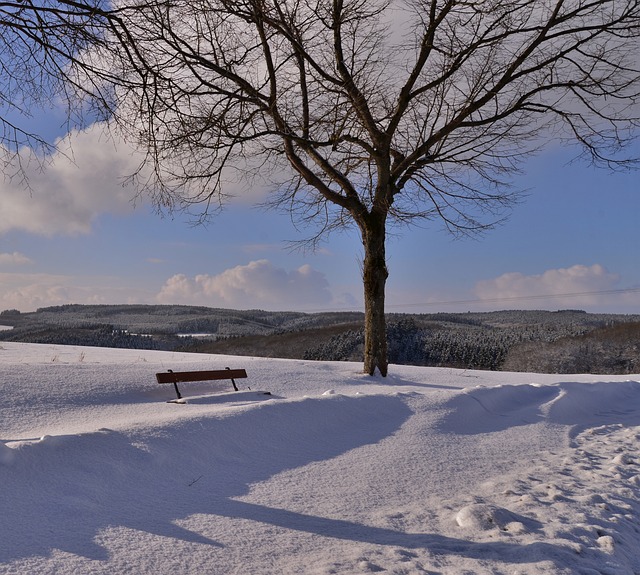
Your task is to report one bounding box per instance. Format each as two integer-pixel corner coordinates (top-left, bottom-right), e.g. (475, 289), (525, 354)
(0, 394), (412, 563)
(215, 499), (583, 568)
(0, 423), (588, 572)
(3, 382), (636, 571)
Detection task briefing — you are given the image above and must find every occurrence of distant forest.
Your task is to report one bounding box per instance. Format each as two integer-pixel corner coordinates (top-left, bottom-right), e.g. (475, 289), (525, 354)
(1, 304), (639, 374)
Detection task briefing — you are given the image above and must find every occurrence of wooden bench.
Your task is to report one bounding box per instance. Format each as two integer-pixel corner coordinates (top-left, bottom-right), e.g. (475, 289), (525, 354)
(156, 367), (247, 400)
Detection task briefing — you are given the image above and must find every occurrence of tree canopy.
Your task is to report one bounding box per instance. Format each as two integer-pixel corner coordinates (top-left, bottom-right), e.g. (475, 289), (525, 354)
(0, 0), (117, 165)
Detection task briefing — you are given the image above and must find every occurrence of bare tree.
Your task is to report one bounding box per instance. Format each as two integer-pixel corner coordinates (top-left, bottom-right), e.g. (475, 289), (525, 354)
(89, 0), (640, 374)
(0, 0), (121, 174)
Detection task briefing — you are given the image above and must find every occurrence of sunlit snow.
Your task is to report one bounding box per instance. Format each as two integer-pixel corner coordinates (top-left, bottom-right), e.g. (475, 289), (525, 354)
(1, 342), (639, 574)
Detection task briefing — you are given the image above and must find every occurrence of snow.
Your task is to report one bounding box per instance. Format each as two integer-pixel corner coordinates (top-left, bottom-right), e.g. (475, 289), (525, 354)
(1, 342), (639, 574)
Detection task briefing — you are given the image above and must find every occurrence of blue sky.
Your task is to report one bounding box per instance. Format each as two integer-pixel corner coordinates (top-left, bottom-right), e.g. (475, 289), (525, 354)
(0, 116), (639, 315)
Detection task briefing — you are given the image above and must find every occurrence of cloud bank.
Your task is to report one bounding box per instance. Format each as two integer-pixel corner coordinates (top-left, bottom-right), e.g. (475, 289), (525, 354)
(0, 272), (152, 312)
(1, 261), (637, 315)
(0, 260), (340, 313)
(157, 260), (333, 310)
(474, 264), (639, 312)
(0, 120), (285, 239)
(0, 124), (141, 236)
(0, 252), (33, 266)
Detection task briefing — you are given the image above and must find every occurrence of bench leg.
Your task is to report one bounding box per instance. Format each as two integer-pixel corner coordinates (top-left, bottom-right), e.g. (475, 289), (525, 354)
(225, 367), (239, 391)
(173, 382), (182, 400)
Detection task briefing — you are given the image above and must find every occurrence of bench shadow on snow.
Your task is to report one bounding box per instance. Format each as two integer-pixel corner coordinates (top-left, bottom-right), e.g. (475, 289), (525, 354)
(169, 390), (280, 405)
(437, 380), (640, 437)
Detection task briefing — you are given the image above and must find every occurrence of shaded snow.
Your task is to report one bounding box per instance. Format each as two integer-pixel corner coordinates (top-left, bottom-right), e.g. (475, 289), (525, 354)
(1, 342), (639, 574)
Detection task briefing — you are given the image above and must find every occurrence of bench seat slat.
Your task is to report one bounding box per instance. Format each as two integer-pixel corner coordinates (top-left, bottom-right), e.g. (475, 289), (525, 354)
(156, 369), (247, 384)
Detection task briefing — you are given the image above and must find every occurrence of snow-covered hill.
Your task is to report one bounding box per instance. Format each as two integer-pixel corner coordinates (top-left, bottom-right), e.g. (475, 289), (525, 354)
(1, 342), (639, 574)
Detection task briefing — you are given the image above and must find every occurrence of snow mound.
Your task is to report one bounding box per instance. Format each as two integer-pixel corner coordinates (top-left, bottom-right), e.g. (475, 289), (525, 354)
(440, 380), (640, 435)
(455, 503), (528, 532)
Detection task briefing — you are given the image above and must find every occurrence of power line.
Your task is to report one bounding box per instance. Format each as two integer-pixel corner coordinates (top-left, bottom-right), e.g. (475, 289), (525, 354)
(304, 286), (640, 313)
(386, 286), (640, 310)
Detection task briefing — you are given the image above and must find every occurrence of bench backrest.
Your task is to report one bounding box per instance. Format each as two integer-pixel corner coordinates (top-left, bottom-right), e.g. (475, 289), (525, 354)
(156, 368), (248, 384)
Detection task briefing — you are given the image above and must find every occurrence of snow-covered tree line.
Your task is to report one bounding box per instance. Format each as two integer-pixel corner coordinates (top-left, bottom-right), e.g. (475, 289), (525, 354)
(2, 306), (638, 373)
(304, 313), (640, 373)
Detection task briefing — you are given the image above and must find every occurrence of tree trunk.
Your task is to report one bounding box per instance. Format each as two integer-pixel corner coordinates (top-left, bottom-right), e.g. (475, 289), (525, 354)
(361, 213), (389, 376)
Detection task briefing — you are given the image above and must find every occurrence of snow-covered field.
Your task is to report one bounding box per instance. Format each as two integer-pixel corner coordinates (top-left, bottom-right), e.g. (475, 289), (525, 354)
(1, 342), (639, 575)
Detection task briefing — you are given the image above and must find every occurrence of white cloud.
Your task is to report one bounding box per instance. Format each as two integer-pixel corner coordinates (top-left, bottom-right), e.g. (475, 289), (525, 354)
(0, 120), (288, 238)
(474, 264), (640, 312)
(0, 123), (142, 236)
(0, 272), (153, 312)
(157, 260), (333, 310)
(0, 252), (33, 266)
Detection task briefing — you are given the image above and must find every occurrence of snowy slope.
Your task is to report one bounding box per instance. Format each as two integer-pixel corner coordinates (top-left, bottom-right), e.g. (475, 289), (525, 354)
(1, 342), (639, 574)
